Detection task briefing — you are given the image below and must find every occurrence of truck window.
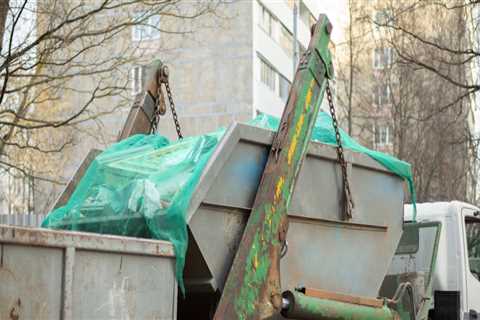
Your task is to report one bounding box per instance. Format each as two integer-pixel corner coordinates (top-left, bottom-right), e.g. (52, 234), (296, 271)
(396, 226), (419, 254)
(465, 218), (480, 280)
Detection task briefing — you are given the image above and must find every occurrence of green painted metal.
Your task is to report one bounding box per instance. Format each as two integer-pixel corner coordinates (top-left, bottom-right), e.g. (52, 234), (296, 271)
(282, 291), (400, 320)
(213, 14), (333, 320)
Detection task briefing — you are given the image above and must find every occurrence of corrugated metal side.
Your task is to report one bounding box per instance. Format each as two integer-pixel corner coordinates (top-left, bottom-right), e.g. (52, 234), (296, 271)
(0, 214), (46, 227)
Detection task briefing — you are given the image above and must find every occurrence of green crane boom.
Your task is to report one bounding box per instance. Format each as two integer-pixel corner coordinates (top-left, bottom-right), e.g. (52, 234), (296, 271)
(213, 14), (334, 320)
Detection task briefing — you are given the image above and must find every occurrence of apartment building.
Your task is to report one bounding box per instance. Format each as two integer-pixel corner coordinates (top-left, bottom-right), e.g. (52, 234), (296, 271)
(144, 0), (325, 138)
(5, 0), (328, 214)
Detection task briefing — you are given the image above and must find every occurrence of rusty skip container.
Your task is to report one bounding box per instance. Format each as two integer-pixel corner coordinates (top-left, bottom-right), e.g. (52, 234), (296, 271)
(183, 122), (404, 301)
(0, 225), (177, 320)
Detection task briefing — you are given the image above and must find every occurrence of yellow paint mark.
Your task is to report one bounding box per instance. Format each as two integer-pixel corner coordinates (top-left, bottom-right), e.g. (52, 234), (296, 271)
(274, 176), (285, 203)
(287, 138), (297, 166)
(266, 209), (273, 225)
(266, 206), (274, 227)
(305, 91), (312, 110)
(287, 114), (304, 165)
(304, 79), (315, 111)
(253, 253), (258, 270)
(287, 79), (315, 165)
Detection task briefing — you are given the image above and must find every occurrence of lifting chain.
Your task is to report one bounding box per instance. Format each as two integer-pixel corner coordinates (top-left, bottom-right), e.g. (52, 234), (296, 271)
(150, 65), (183, 139)
(164, 81), (183, 140)
(150, 86), (162, 135)
(326, 81), (354, 220)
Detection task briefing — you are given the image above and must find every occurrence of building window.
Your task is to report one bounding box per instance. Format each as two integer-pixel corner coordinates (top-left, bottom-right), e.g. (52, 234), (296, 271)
(279, 74), (291, 102)
(374, 9), (393, 26)
(259, 56), (291, 102)
(260, 58), (276, 91)
(374, 47), (393, 69)
(131, 65), (147, 95)
(374, 125), (392, 146)
(132, 14), (161, 41)
(374, 85), (391, 106)
(299, 0), (316, 28)
(259, 3), (274, 37)
(279, 25), (294, 57)
(373, 9), (393, 38)
(258, 2), (297, 58)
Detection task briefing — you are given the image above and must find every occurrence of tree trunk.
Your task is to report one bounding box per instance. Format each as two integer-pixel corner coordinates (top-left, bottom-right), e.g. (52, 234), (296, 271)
(347, 0), (353, 135)
(0, 0), (9, 52)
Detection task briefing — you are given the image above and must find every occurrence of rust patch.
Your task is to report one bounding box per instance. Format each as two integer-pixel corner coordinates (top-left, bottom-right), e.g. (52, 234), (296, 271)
(9, 298), (21, 320)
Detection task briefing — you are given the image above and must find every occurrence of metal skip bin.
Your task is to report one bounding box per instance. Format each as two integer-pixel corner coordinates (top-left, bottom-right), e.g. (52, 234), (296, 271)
(183, 122), (404, 298)
(0, 225), (177, 320)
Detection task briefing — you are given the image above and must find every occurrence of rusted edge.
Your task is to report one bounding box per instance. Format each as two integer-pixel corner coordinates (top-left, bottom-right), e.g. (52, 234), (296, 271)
(0, 224), (175, 258)
(303, 287), (385, 308)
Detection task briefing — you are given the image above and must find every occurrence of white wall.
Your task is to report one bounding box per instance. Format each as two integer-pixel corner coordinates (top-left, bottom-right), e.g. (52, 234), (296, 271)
(253, 0), (314, 117)
(252, 0), (335, 117)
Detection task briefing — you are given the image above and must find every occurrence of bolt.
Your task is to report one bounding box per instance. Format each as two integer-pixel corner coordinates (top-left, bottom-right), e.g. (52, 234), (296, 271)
(325, 22), (333, 35)
(162, 65), (169, 78)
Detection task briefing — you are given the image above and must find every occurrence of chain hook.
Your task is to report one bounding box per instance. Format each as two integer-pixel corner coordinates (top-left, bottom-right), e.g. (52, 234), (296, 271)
(149, 64), (183, 140)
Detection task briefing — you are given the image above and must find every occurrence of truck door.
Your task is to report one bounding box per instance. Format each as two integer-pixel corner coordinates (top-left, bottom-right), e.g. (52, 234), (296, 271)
(379, 222), (441, 319)
(462, 210), (480, 317)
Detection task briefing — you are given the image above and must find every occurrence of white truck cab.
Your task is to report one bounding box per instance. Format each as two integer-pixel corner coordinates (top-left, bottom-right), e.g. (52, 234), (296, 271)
(391, 201), (480, 319)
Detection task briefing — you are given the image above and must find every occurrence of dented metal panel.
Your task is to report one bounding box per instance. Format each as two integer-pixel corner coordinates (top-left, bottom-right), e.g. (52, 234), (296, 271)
(0, 225), (177, 320)
(183, 123), (403, 298)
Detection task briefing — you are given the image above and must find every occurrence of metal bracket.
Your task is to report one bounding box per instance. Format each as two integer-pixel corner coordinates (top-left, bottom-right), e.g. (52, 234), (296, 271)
(312, 23), (334, 80)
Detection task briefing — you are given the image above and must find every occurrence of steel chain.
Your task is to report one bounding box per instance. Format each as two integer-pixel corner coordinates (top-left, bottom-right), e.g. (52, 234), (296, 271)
(150, 87), (161, 135)
(150, 80), (183, 140)
(326, 81), (354, 220)
(164, 81), (183, 139)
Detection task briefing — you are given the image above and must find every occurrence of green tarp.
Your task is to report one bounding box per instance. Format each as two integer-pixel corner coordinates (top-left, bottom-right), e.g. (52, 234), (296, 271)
(250, 112), (416, 212)
(42, 111), (415, 293)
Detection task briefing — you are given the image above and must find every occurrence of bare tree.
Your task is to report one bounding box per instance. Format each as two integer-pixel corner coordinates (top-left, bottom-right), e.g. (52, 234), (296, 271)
(0, 1), (9, 46)
(335, 0), (372, 138)
(336, 0), (478, 202)
(376, 0), (479, 118)
(381, 0), (477, 202)
(0, 0), (222, 214)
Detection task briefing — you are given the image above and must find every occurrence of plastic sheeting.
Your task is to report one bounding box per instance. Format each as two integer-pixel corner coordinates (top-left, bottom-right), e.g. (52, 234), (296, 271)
(249, 112), (416, 215)
(42, 131), (223, 293)
(42, 111), (415, 293)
